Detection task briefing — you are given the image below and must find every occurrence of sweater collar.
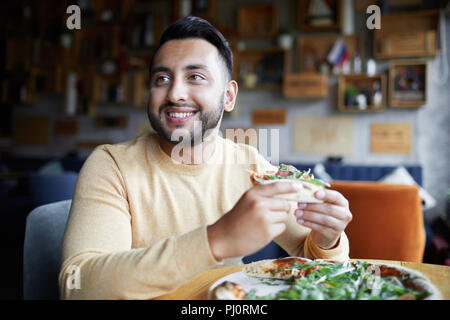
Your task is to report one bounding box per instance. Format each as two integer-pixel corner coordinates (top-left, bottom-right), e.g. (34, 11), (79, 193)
(148, 131), (223, 175)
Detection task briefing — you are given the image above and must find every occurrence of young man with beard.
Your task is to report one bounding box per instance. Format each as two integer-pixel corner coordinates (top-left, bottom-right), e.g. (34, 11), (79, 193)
(59, 16), (352, 299)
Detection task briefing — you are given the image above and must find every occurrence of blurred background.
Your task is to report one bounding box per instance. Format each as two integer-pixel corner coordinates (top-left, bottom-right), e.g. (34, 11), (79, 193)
(0, 0), (449, 299)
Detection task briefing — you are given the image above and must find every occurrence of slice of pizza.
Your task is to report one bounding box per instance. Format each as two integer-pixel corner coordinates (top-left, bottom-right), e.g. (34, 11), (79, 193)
(369, 262), (442, 300)
(249, 164), (331, 203)
(242, 257), (313, 280)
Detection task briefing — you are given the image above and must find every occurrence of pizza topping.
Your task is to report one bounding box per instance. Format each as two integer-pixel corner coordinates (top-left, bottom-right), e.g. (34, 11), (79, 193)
(251, 164), (331, 188)
(244, 260), (433, 300)
(210, 281), (246, 300)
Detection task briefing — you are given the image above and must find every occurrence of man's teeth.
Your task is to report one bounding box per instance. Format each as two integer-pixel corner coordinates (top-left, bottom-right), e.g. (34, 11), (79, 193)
(169, 112), (195, 118)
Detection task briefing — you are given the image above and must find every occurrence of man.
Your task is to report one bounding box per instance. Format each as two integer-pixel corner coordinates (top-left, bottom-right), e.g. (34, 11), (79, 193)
(59, 16), (352, 299)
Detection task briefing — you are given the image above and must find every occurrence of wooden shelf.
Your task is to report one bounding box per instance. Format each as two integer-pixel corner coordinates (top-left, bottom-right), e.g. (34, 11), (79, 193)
(236, 47), (290, 90)
(374, 10), (438, 60)
(338, 74), (386, 113)
(91, 73), (131, 107)
(283, 72), (328, 99)
(131, 70), (150, 109)
(389, 60), (427, 108)
(298, 34), (359, 73)
(238, 3), (278, 39)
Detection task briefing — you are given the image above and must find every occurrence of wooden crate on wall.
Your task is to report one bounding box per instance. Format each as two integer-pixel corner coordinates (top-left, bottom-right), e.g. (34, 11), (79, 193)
(91, 73), (131, 109)
(283, 73), (328, 98)
(374, 10), (438, 59)
(191, 0), (216, 22)
(389, 60), (427, 108)
(298, 35), (359, 72)
(132, 70), (150, 108)
(338, 74), (386, 112)
(298, 0), (342, 32)
(13, 116), (50, 145)
(238, 3), (278, 38)
(6, 37), (33, 70)
(252, 109), (287, 125)
(236, 48), (290, 90)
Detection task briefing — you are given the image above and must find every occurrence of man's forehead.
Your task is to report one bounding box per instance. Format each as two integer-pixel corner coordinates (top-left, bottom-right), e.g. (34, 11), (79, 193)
(152, 38), (221, 68)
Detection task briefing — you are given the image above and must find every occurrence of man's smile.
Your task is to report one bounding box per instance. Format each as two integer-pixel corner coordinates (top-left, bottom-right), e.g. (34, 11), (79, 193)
(163, 106), (200, 124)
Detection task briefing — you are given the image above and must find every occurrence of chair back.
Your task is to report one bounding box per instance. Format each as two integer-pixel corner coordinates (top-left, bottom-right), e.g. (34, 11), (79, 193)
(28, 172), (77, 207)
(23, 200), (71, 299)
(331, 181), (426, 262)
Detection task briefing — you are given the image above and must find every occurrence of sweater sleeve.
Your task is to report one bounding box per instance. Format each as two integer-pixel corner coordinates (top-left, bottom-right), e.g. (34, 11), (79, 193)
(59, 147), (222, 300)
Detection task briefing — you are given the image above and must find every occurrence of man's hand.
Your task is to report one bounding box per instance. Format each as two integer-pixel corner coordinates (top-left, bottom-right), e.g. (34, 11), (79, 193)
(207, 181), (303, 261)
(295, 189), (352, 249)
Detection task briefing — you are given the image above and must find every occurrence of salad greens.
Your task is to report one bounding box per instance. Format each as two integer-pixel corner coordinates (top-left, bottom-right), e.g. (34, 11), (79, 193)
(252, 164), (331, 188)
(245, 260), (431, 300)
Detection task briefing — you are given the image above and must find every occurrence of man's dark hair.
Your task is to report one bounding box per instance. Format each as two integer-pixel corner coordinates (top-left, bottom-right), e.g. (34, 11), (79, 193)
(149, 16), (233, 81)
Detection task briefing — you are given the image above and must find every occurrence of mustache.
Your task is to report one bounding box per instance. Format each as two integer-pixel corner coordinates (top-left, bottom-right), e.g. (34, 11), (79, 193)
(159, 102), (202, 114)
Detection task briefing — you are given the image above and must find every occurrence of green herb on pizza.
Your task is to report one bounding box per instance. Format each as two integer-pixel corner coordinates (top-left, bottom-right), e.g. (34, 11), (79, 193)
(249, 164), (330, 203)
(209, 257), (441, 300)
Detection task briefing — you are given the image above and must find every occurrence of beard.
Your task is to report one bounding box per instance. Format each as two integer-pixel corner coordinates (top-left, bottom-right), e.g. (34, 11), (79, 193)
(147, 92), (225, 146)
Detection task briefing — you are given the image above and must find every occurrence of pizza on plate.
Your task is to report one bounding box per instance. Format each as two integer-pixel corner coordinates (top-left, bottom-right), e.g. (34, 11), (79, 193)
(249, 164), (330, 203)
(209, 257), (441, 300)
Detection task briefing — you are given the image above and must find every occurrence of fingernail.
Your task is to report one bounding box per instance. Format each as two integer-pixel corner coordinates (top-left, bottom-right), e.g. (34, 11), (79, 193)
(298, 202), (307, 209)
(315, 190), (325, 199)
(295, 210), (303, 218)
(298, 219), (304, 224)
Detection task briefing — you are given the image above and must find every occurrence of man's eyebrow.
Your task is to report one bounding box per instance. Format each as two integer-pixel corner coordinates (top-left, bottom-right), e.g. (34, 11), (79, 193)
(151, 66), (171, 75)
(183, 64), (210, 71)
(151, 64), (210, 75)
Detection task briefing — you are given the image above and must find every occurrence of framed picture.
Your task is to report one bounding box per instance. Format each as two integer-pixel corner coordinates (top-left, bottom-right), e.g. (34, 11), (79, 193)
(370, 123), (412, 154)
(389, 60), (427, 108)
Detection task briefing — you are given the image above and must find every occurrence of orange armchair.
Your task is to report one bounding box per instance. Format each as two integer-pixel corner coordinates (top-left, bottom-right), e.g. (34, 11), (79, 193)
(331, 181), (426, 262)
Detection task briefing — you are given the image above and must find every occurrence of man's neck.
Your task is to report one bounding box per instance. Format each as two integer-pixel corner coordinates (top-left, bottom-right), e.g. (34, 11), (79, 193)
(158, 132), (218, 165)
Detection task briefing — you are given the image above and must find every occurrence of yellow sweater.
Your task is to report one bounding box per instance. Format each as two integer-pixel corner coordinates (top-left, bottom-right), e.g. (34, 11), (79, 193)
(59, 131), (349, 299)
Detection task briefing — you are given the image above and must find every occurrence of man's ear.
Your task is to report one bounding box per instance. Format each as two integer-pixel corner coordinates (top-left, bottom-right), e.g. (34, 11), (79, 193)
(223, 80), (238, 112)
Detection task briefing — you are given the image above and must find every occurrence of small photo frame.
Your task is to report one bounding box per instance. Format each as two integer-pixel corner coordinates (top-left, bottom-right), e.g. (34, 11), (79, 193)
(389, 60), (427, 108)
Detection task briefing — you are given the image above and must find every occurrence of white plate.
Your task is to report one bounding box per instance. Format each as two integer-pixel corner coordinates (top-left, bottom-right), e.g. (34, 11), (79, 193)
(208, 271), (290, 299)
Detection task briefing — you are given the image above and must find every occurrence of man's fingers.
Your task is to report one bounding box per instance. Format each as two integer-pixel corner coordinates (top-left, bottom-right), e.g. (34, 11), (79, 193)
(297, 203), (349, 221)
(296, 219), (340, 240)
(256, 180), (303, 197)
(266, 211), (289, 223)
(295, 209), (344, 232)
(263, 198), (291, 212)
(314, 189), (349, 207)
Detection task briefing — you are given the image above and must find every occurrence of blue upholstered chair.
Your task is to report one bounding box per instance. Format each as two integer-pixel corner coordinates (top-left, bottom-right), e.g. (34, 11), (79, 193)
(28, 172), (78, 207)
(23, 200), (71, 300)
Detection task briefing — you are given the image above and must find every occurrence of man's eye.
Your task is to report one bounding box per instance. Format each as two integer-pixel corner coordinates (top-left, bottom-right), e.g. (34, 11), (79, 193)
(155, 75), (170, 85)
(188, 74), (204, 81)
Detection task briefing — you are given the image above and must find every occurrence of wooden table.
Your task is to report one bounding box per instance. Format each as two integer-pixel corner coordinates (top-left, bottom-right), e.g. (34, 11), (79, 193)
(155, 259), (450, 300)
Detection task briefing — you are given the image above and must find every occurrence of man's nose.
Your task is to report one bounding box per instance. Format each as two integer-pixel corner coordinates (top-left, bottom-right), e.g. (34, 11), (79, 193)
(167, 78), (188, 103)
